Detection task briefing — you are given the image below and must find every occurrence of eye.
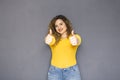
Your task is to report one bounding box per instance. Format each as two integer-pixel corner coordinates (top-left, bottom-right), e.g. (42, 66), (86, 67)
(60, 23), (63, 25)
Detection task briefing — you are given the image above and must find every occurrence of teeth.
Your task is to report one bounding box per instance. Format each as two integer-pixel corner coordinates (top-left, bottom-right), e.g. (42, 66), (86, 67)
(59, 28), (63, 32)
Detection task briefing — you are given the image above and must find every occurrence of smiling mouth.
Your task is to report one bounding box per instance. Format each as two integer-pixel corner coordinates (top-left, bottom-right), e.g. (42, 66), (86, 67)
(58, 28), (63, 32)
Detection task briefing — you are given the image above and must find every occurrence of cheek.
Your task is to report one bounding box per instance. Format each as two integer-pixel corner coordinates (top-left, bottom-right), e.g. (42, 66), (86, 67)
(55, 27), (59, 32)
(62, 24), (67, 29)
(63, 26), (67, 31)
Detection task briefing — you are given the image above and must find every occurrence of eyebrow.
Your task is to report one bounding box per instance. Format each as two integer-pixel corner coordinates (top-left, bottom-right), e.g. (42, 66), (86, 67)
(55, 21), (63, 27)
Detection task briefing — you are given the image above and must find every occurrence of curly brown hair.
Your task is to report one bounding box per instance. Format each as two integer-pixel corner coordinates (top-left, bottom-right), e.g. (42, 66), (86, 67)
(48, 15), (73, 45)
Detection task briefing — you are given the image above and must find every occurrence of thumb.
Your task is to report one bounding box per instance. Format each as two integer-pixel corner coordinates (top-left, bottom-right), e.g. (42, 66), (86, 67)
(71, 30), (75, 36)
(49, 29), (52, 35)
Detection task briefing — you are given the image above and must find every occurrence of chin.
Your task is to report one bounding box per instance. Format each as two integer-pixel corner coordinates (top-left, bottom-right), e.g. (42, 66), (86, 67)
(59, 33), (62, 35)
(59, 32), (64, 34)
(57, 30), (65, 35)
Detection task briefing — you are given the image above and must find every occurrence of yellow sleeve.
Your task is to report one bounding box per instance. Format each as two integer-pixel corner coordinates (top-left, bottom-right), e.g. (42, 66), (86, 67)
(75, 34), (82, 46)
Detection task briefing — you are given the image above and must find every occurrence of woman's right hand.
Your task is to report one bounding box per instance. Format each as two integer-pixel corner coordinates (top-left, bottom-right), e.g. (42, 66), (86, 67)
(45, 29), (53, 44)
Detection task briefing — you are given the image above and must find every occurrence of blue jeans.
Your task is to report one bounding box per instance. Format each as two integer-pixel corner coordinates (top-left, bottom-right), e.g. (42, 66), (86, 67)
(48, 64), (81, 80)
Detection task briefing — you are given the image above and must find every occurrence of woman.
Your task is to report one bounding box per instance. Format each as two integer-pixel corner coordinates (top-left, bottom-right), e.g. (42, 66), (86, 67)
(45, 15), (82, 80)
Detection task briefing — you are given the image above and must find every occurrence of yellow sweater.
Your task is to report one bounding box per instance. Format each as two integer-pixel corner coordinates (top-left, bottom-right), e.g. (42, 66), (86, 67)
(49, 34), (81, 68)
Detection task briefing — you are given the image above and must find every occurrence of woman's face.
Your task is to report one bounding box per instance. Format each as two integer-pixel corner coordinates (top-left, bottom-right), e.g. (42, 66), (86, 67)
(55, 19), (67, 35)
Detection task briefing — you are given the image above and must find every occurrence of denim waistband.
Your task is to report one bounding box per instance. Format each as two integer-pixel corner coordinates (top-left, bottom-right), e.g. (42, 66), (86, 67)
(48, 64), (81, 80)
(50, 64), (78, 70)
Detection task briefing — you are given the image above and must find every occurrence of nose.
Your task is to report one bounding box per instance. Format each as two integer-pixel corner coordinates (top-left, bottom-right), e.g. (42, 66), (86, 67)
(56, 25), (61, 29)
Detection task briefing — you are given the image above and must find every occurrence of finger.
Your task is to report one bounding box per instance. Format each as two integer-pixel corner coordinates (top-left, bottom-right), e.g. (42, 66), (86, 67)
(71, 30), (75, 36)
(49, 29), (52, 35)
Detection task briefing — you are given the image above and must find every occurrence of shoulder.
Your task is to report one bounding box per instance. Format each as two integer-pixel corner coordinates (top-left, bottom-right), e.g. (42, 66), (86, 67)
(69, 33), (81, 39)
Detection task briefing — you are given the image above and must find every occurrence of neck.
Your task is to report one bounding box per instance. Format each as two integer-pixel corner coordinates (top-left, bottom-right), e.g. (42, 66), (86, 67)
(61, 32), (67, 39)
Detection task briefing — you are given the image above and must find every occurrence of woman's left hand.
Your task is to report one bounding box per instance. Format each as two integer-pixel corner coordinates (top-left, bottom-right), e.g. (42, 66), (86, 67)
(69, 30), (78, 46)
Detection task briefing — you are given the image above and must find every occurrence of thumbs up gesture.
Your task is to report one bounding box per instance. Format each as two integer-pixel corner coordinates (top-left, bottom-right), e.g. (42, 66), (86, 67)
(45, 29), (53, 44)
(69, 30), (78, 46)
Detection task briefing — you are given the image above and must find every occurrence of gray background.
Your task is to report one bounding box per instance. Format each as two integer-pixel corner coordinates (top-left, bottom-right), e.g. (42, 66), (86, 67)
(0, 0), (120, 80)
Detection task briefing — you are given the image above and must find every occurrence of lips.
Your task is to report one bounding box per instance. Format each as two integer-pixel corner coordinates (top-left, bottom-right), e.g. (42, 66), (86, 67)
(58, 28), (63, 32)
